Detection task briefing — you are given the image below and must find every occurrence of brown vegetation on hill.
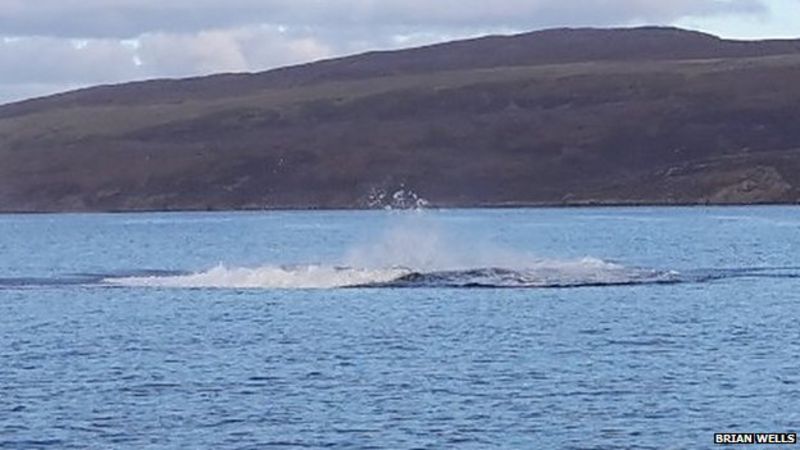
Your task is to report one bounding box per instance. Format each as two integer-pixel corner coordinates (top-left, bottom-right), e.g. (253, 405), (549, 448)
(2, 27), (800, 211)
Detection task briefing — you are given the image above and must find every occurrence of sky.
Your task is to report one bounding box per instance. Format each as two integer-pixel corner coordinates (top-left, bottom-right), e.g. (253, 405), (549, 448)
(1, 0), (799, 105)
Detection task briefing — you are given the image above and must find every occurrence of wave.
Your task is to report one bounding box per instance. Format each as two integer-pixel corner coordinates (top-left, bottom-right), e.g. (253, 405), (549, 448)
(102, 258), (680, 290)
(6, 265), (799, 290)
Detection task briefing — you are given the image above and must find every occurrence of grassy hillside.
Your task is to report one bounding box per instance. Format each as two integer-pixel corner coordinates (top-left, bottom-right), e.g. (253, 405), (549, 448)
(2, 27), (800, 211)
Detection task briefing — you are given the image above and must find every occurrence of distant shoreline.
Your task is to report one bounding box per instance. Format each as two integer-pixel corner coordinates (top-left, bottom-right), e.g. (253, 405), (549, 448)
(1, 201), (797, 215)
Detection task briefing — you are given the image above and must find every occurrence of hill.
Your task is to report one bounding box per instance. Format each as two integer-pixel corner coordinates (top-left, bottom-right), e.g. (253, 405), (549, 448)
(2, 26), (800, 211)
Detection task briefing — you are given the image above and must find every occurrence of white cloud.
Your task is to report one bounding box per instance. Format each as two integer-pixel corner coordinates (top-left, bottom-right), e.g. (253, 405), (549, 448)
(0, 25), (338, 103)
(0, 36), (140, 84)
(677, 0), (800, 38)
(0, 0), (780, 104)
(136, 26), (334, 78)
(0, 0), (766, 38)
(138, 30), (250, 77)
(217, 26), (333, 73)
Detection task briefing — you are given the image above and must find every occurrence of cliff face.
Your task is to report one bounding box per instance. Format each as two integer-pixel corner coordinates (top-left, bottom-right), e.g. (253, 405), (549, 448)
(2, 27), (800, 212)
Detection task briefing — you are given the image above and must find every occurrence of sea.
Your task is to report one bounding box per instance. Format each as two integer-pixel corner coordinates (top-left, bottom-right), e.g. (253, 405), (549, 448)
(0, 207), (798, 449)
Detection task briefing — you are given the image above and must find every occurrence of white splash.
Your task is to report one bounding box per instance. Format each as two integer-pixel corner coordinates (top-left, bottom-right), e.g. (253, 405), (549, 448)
(105, 264), (411, 289)
(366, 186), (430, 210)
(343, 216), (531, 271)
(104, 257), (668, 290)
(104, 212), (675, 290)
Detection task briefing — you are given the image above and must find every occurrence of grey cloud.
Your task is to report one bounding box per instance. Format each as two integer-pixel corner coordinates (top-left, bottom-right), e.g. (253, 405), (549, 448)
(0, 0), (767, 39)
(136, 26), (334, 78)
(0, 26), (337, 104)
(0, 37), (141, 84)
(0, 0), (772, 104)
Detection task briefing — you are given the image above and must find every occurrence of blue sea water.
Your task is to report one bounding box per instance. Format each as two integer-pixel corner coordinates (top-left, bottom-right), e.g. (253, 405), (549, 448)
(0, 207), (798, 449)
